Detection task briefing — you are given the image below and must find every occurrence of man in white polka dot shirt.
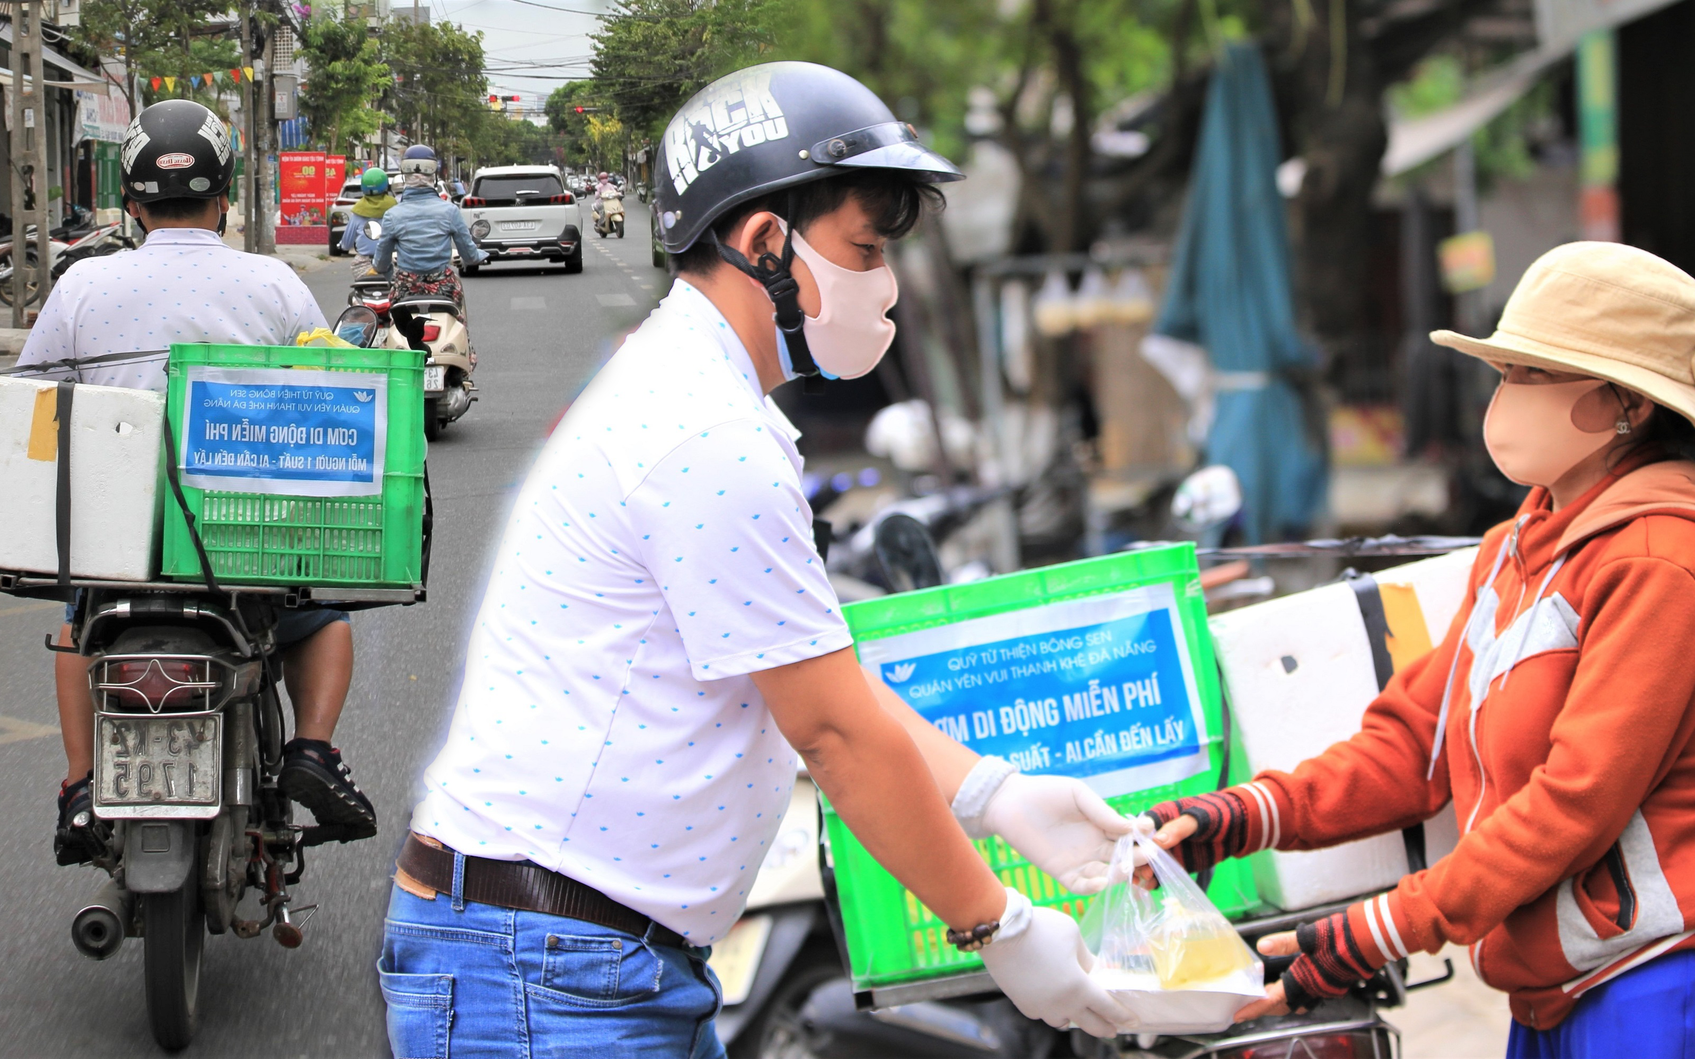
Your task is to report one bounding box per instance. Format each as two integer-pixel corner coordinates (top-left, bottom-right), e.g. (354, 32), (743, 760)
(382, 64), (1138, 1057)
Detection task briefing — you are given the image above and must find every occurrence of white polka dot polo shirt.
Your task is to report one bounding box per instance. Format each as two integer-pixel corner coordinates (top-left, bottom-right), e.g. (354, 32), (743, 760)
(15, 227), (329, 390)
(411, 279), (851, 945)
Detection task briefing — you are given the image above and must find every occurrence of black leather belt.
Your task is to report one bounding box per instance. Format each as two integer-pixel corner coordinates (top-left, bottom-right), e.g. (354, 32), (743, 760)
(398, 833), (689, 949)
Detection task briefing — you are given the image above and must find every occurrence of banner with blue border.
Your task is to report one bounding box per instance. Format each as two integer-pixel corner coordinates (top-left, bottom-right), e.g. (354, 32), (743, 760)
(856, 584), (1210, 798)
(178, 366), (387, 497)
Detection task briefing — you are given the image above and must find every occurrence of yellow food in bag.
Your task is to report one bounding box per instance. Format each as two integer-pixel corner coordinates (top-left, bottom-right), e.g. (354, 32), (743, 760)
(1146, 899), (1254, 989)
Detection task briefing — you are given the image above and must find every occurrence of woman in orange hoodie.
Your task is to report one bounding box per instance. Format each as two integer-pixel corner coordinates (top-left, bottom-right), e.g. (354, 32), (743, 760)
(1146, 241), (1695, 1056)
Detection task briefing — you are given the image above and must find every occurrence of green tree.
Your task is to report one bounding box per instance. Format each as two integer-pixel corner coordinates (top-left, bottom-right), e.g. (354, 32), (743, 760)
(588, 0), (781, 141)
(380, 19), (490, 163)
(544, 80), (600, 166)
(77, 0), (235, 113)
(298, 14), (390, 157)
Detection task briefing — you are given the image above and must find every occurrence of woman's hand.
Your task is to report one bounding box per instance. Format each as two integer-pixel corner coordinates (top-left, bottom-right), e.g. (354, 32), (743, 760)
(1232, 931), (1300, 1021)
(1132, 812), (1198, 888)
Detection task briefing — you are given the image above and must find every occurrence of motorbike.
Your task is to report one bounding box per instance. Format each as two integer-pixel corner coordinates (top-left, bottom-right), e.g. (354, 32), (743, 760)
(594, 189), (626, 238)
(346, 222), (478, 441)
(0, 206), (136, 306)
(0, 574), (409, 1050)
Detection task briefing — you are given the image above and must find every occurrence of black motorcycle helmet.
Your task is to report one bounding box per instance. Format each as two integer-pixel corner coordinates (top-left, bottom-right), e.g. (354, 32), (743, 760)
(654, 62), (961, 390)
(654, 61), (961, 255)
(120, 99), (235, 204)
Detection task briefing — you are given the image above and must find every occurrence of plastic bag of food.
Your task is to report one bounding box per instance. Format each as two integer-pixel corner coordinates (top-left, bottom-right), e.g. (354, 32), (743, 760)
(294, 327), (357, 348)
(1080, 828), (1265, 1033)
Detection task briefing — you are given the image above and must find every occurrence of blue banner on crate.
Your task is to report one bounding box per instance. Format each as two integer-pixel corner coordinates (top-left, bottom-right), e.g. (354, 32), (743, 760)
(178, 366), (388, 497)
(856, 583), (1210, 798)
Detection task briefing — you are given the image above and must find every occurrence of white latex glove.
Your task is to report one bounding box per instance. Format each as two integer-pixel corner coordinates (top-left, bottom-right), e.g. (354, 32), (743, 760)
(980, 772), (1140, 894)
(978, 889), (1136, 1039)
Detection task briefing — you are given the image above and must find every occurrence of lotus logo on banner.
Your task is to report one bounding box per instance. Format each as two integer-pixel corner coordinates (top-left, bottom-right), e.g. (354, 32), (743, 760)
(883, 662), (917, 684)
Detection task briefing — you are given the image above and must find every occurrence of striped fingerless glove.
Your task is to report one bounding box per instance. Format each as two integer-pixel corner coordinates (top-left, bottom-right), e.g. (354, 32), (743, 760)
(1142, 789), (1254, 875)
(1281, 909), (1389, 1011)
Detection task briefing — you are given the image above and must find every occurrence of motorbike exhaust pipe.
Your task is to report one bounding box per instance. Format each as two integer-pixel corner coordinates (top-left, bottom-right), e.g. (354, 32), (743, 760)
(71, 880), (132, 960)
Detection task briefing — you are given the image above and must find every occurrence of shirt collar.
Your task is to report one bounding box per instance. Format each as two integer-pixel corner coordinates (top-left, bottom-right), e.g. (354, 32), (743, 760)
(139, 227), (225, 248)
(662, 278), (801, 443)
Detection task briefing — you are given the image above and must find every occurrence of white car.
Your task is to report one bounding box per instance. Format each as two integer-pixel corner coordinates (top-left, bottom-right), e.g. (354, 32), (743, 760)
(459, 164), (585, 274)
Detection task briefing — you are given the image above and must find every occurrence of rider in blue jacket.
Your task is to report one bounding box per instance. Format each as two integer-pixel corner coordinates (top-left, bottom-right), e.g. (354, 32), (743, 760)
(373, 145), (487, 313)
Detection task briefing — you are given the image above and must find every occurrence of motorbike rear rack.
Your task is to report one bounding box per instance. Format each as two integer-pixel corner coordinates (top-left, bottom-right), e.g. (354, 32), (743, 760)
(0, 569), (425, 608)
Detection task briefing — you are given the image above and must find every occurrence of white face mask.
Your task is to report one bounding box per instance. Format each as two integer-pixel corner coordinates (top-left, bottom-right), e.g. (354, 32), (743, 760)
(786, 226), (899, 380)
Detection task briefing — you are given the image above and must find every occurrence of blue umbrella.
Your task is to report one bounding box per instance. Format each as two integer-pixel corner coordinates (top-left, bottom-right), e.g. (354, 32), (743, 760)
(1152, 42), (1327, 543)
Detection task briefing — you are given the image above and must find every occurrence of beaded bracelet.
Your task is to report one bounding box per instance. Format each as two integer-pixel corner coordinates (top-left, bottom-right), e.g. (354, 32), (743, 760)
(946, 920), (1001, 952)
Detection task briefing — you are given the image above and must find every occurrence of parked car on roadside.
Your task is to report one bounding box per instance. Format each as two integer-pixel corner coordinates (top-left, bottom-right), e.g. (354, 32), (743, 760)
(459, 164), (584, 274)
(327, 175), (363, 256)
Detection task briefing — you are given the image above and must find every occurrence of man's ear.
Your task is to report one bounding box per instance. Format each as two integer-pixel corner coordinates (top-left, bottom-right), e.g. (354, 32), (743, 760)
(731, 211), (786, 265)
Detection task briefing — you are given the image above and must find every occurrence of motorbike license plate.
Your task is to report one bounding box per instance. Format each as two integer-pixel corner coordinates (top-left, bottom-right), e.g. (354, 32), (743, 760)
(94, 713), (221, 817)
(501, 220), (541, 231)
(424, 365), (446, 393)
(707, 914), (772, 1006)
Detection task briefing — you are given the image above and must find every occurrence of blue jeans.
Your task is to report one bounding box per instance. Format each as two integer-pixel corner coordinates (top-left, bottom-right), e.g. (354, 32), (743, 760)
(378, 881), (725, 1059)
(1506, 949), (1695, 1058)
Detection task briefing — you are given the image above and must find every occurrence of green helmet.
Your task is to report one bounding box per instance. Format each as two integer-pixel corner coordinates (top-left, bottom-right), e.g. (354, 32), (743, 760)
(360, 167), (390, 195)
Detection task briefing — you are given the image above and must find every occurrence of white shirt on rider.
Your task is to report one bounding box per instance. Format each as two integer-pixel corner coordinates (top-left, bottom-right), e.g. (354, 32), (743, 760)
(15, 227), (328, 390)
(410, 279), (850, 945)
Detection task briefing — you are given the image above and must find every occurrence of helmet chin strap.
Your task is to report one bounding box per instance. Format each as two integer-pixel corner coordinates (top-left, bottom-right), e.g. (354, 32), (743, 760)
(707, 221), (826, 394)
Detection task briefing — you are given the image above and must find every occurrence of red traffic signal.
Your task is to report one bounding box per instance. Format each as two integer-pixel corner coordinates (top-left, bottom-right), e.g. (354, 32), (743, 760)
(574, 106), (585, 113)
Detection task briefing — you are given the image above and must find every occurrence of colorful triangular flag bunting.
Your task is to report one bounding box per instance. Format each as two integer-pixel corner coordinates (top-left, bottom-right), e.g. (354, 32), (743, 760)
(150, 76), (162, 91)
(163, 76), (176, 91)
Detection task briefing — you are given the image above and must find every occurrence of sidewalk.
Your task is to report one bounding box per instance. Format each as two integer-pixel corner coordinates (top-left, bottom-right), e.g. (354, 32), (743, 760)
(1398, 947), (1513, 1057)
(222, 223), (334, 275)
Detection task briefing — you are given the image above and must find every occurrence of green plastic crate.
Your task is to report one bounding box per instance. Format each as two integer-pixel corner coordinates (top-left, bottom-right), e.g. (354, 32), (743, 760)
(824, 543), (1261, 991)
(161, 343), (426, 589)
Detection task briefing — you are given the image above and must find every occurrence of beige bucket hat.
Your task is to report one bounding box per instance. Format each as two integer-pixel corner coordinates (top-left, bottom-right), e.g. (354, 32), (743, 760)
(1432, 241), (1695, 426)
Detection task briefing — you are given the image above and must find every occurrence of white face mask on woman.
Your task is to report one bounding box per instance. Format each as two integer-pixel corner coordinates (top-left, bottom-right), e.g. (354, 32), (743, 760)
(783, 224), (899, 380)
(1483, 378), (1618, 487)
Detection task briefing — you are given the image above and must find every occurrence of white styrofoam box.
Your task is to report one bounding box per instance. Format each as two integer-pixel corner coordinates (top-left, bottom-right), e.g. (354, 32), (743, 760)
(0, 376), (165, 581)
(1209, 548), (1476, 911)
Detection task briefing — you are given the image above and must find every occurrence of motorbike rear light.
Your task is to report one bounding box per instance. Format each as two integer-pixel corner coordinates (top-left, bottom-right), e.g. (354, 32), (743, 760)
(461, 196), (486, 207)
(95, 657), (222, 713)
(364, 298), (391, 314)
(550, 193), (574, 204)
(421, 323), (442, 342)
(1216, 1031), (1374, 1059)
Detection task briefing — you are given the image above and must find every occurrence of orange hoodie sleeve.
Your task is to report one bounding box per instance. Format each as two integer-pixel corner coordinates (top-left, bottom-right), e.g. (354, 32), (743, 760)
(1218, 537), (1497, 858)
(1382, 553), (1695, 956)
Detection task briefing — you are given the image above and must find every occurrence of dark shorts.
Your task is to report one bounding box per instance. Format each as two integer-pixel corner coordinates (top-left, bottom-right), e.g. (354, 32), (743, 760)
(63, 597), (347, 650)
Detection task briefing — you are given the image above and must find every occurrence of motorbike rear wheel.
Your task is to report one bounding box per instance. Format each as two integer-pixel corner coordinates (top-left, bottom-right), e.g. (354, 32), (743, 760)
(424, 398), (444, 442)
(0, 250), (43, 307)
(615, 219), (625, 238)
(143, 881), (204, 1050)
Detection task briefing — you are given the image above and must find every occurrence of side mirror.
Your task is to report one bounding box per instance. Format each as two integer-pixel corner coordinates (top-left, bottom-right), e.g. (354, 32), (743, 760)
(334, 305), (381, 348)
(364, 219), (383, 240)
(1171, 464), (1244, 533)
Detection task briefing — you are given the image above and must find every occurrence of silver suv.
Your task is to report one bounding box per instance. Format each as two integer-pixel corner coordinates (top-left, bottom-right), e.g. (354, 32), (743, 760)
(460, 165), (585, 274)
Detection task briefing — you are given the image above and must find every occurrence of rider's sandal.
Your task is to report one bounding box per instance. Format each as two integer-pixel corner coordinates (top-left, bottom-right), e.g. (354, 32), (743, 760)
(55, 773), (110, 866)
(278, 739), (378, 840)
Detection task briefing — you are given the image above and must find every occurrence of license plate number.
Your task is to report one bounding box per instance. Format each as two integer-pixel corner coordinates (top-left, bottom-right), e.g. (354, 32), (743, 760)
(95, 714), (221, 813)
(501, 220), (540, 231)
(424, 365), (445, 392)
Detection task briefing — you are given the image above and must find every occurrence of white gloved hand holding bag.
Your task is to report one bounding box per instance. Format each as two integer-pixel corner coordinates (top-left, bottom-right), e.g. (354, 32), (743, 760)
(976, 889), (1137, 1038)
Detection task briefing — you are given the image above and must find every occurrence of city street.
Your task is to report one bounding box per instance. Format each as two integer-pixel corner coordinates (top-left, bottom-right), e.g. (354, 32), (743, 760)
(0, 202), (667, 1058)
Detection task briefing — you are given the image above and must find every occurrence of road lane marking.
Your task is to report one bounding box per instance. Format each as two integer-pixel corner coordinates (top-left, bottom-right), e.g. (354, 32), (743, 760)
(596, 293), (636, 307)
(0, 715), (59, 745)
(511, 296), (547, 311)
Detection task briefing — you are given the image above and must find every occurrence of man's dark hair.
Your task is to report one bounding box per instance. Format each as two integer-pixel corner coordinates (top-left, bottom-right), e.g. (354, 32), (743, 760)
(671, 167), (943, 276)
(137, 196), (219, 223)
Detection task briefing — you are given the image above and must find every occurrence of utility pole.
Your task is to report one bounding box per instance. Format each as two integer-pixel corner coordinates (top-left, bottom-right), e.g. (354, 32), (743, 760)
(256, 31), (275, 253)
(240, 2), (257, 252)
(9, 0), (49, 325)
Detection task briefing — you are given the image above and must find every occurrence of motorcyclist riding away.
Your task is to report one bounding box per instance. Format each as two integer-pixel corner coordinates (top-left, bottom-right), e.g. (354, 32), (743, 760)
(340, 166), (396, 276)
(372, 145), (486, 313)
(592, 170), (620, 230)
(14, 99), (379, 863)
